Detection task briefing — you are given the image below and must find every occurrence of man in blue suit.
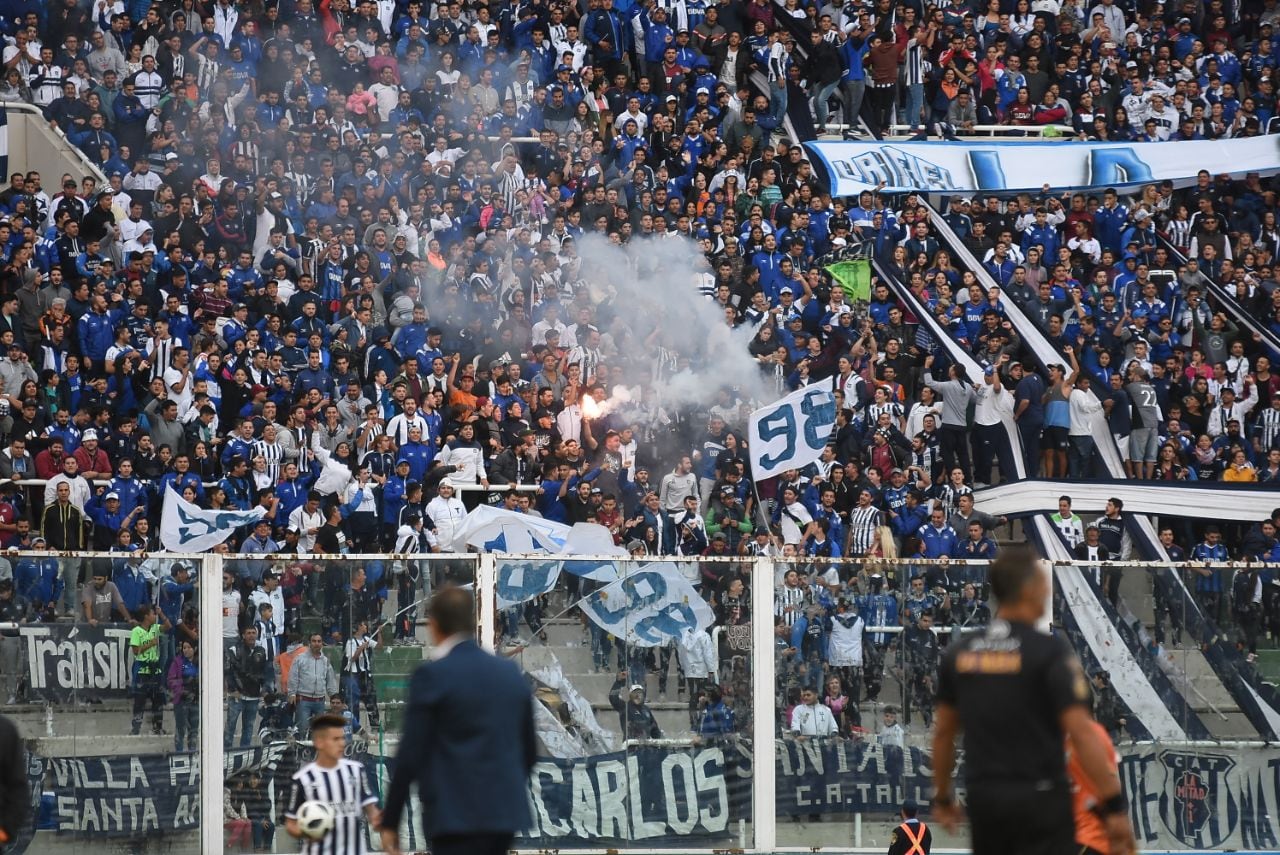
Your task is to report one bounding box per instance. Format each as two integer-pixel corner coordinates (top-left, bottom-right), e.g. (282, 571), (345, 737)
(381, 587), (536, 855)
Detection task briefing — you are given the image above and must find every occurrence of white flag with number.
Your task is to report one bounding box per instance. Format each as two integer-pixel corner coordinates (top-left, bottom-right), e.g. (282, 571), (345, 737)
(579, 564), (715, 647)
(160, 487), (267, 552)
(748, 381), (837, 480)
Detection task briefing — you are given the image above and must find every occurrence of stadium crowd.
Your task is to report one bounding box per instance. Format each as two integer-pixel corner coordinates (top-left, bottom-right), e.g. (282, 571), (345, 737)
(0, 0), (1274, 767)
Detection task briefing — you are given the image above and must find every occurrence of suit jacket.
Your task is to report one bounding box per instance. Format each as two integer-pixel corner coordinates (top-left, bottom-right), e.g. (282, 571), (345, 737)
(384, 638), (536, 839)
(0, 713), (28, 841)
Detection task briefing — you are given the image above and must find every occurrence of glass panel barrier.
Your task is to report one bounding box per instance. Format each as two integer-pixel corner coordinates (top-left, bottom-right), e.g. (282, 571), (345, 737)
(9, 553), (205, 854)
(773, 556), (986, 850)
(500, 553), (754, 850)
(1072, 554), (1270, 744)
(218, 553), (476, 855)
(1057, 556), (1280, 853)
(12, 549), (1277, 854)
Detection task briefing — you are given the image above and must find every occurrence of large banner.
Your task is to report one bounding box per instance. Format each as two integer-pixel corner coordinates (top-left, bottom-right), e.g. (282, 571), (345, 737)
(1120, 744), (1280, 851)
(748, 381), (837, 480)
(20, 622), (135, 702)
(524, 740), (1280, 850)
(17, 739), (1280, 850)
(15, 742), (372, 848)
(804, 136), (1280, 195)
(522, 744), (740, 843)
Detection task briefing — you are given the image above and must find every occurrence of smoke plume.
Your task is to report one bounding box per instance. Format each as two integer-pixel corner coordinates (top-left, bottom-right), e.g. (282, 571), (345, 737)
(571, 233), (774, 416)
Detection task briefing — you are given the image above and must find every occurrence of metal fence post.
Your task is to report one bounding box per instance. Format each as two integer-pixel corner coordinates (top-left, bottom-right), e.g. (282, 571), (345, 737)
(201, 552), (225, 854)
(752, 555), (776, 852)
(477, 552), (497, 652)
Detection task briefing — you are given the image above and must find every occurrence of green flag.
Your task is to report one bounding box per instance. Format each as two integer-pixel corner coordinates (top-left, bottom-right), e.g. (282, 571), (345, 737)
(826, 259), (872, 303)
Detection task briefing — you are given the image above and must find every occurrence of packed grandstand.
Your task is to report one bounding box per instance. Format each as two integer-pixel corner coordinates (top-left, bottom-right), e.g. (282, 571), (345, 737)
(0, 0), (1279, 849)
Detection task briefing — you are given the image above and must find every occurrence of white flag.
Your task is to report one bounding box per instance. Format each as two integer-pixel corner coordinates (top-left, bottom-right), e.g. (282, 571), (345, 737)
(747, 381), (837, 480)
(160, 487), (267, 553)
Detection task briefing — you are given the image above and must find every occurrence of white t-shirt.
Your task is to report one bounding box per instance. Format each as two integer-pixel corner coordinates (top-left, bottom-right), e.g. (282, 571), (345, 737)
(222, 589), (241, 639)
(791, 702), (838, 736)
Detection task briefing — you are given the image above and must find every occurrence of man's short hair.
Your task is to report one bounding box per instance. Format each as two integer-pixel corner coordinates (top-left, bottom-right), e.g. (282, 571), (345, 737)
(429, 586), (476, 636)
(309, 712), (348, 734)
(989, 545), (1040, 604)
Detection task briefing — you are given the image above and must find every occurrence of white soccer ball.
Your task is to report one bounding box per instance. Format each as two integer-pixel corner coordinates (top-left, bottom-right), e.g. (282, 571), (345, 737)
(296, 800), (336, 840)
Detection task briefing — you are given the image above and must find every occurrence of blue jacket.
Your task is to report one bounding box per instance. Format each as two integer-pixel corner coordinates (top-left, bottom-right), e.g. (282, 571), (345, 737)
(1022, 223), (1060, 259)
(276, 477), (309, 522)
(157, 470), (204, 504)
(891, 503), (929, 538)
(383, 474), (411, 524)
(840, 37), (868, 82)
(107, 474), (145, 516)
(856, 592), (898, 645)
(113, 562), (150, 613)
(14, 556), (62, 606)
(642, 16), (674, 64)
(582, 8), (625, 60)
(77, 309), (119, 361)
(916, 522), (959, 559)
(397, 440), (435, 483)
(1093, 204), (1129, 253)
(383, 640), (536, 838)
(157, 575), (194, 628)
(220, 474), (253, 510)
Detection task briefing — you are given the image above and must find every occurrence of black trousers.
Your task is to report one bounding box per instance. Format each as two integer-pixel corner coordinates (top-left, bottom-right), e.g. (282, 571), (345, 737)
(939, 424), (972, 481)
(432, 832), (515, 855)
(1018, 419), (1043, 477)
(867, 83), (896, 134)
(967, 782), (1075, 855)
(973, 421), (1014, 484)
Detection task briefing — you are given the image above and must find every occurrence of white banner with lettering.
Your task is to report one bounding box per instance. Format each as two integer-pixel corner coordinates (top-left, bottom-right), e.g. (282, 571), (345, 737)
(804, 136), (1280, 195)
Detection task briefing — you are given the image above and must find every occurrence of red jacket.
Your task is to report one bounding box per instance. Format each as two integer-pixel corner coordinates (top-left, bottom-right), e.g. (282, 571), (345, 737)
(73, 446), (111, 476)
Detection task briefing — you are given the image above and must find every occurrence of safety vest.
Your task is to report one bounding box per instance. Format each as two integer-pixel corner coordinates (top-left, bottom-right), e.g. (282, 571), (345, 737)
(899, 820), (928, 855)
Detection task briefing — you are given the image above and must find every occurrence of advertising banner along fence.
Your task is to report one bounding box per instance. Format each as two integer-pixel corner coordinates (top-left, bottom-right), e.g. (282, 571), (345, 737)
(16, 739), (1280, 850)
(805, 136), (1280, 195)
(14, 741), (370, 849)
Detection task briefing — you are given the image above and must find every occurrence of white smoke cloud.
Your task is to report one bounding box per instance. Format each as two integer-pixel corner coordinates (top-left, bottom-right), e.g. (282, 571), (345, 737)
(571, 233), (775, 416)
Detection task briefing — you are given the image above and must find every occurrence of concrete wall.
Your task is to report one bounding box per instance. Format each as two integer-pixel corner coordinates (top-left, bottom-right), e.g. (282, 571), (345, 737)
(5, 103), (107, 188)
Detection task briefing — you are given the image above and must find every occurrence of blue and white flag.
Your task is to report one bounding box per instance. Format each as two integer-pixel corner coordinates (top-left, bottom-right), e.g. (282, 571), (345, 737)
(580, 564), (715, 647)
(450, 504), (569, 552)
(471, 519), (563, 608)
(559, 523), (627, 583)
(160, 487), (266, 553)
(748, 381), (837, 480)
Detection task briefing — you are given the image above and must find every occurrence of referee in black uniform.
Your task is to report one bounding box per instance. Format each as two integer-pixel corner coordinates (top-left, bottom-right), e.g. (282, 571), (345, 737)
(931, 546), (1136, 855)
